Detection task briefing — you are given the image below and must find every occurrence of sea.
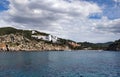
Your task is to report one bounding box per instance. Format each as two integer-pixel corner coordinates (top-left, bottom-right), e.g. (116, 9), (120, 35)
(0, 50), (120, 77)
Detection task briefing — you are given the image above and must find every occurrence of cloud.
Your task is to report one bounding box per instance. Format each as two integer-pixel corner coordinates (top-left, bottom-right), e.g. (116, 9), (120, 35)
(0, 0), (120, 43)
(96, 18), (120, 33)
(2, 0), (101, 33)
(114, 0), (120, 2)
(6, 0), (101, 26)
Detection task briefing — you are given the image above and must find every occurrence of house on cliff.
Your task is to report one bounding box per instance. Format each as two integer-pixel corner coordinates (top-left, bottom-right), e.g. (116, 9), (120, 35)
(31, 31), (58, 43)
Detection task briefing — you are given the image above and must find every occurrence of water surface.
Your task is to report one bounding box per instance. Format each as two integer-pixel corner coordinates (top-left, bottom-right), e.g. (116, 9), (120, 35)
(0, 50), (120, 77)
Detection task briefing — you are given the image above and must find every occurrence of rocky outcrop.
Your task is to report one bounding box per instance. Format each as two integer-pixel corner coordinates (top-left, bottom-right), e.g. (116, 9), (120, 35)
(107, 39), (120, 51)
(0, 34), (70, 51)
(0, 43), (6, 50)
(0, 27), (82, 51)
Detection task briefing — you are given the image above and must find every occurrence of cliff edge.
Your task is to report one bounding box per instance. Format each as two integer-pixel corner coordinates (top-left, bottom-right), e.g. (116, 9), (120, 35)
(0, 27), (80, 51)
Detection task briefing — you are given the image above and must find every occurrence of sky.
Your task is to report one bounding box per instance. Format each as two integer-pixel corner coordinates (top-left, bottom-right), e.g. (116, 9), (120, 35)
(0, 0), (120, 43)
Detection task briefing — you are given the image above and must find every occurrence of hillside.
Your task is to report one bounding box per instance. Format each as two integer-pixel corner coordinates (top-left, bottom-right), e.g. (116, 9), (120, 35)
(1, 27), (117, 51)
(77, 42), (113, 50)
(0, 27), (80, 51)
(107, 39), (120, 51)
(0, 27), (48, 39)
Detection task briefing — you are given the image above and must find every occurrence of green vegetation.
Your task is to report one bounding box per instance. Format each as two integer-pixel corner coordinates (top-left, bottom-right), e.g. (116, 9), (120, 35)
(107, 39), (120, 51)
(0, 27), (32, 40)
(78, 42), (113, 50)
(58, 38), (75, 45)
(22, 30), (32, 40)
(0, 27), (18, 35)
(32, 31), (49, 36)
(0, 27), (48, 40)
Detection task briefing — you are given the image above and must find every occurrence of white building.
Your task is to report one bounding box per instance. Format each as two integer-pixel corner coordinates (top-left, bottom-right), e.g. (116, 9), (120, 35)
(32, 31), (36, 34)
(31, 30), (58, 43)
(48, 35), (52, 41)
(31, 34), (58, 43)
(51, 35), (58, 43)
(47, 35), (58, 43)
(31, 35), (47, 40)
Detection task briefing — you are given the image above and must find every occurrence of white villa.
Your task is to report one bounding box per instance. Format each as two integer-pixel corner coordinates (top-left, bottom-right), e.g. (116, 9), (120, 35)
(32, 30), (36, 34)
(48, 35), (58, 43)
(31, 31), (58, 43)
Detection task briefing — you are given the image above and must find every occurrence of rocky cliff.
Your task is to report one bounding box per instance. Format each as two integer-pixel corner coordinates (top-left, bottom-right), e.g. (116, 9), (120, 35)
(0, 27), (79, 51)
(107, 39), (120, 51)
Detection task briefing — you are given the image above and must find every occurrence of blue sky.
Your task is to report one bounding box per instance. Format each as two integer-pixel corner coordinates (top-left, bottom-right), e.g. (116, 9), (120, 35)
(0, 0), (9, 11)
(0, 0), (120, 43)
(84, 0), (120, 19)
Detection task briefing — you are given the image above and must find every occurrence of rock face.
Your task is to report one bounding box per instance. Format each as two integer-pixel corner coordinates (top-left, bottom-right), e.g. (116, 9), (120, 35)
(0, 27), (82, 51)
(0, 43), (6, 50)
(0, 34), (70, 51)
(107, 39), (120, 51)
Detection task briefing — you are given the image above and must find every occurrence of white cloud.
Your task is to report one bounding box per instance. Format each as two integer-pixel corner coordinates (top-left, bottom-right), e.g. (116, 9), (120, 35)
(114, 0), (120, 2)
(4, 0), (102, 31)
(95, 18), (120, 33)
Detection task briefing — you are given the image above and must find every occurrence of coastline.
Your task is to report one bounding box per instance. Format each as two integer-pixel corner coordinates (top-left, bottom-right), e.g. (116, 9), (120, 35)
(0, 27), (119, 52)
(0, 49), (106, 52)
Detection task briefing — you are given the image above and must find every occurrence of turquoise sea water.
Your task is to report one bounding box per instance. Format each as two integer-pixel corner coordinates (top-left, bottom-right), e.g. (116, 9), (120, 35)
(0, 50), (120, 77)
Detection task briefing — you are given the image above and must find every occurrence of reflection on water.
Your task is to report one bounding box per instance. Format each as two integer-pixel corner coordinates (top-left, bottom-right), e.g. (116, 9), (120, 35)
(0, 51), (120, 77)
